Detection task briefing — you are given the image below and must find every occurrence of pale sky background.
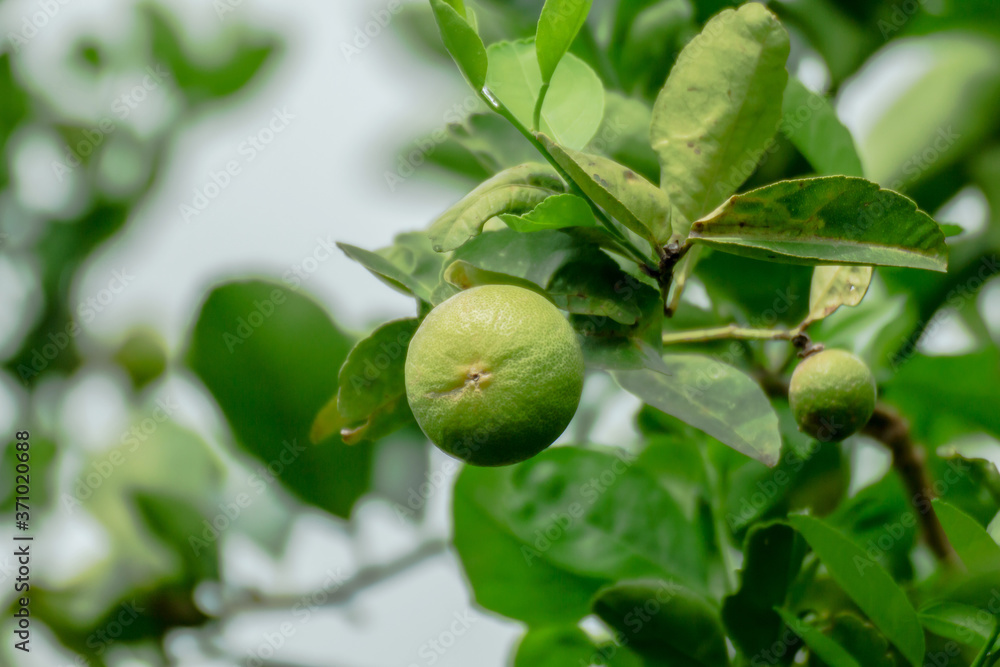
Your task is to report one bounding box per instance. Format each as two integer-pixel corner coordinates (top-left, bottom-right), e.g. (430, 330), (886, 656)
(0, 0), (996, 665)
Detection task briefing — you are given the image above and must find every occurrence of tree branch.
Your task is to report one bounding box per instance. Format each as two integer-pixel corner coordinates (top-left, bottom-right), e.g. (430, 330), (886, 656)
(222, 538), (450, 615)
(861, 405), (959, 566)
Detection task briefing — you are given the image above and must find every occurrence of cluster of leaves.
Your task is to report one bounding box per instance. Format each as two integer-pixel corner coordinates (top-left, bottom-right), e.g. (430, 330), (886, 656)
(0, 5), (282, 664)
(325, 0), (1000, 665)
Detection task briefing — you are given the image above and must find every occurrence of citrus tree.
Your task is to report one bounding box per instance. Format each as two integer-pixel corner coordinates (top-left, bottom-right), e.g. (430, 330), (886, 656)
(315, 1), (1000, 665)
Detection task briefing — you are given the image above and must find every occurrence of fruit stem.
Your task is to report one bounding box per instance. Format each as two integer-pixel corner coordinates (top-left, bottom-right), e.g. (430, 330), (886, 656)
(478, 86), (658, 272)
(662, 324), (796, 346)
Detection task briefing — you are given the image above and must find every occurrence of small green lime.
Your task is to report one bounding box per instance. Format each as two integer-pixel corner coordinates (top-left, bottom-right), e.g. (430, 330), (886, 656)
(789, 349), (876, 442)
(404, 285), (585, 466)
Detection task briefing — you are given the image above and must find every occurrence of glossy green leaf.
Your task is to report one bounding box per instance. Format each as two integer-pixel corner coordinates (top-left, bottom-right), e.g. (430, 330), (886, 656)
(450, 227), (588, 286)
(802, 265), (873, 327)
(828, 613), (897, 667)
(918, 601), (995, 650)
(376, 232), (446, 301)
(536, 0), (594, 84)
(787, 515), (926, 666)
(452, 447), (706, 625)
(333, 319), (419, 445)
(650, 2), (789, 225)
(775, 608), (862, 667)
(500, 193), (598, 232)
(539, 133), (672, 244)
(430, 0), (488, 90)
(781, 77), (864, 178)
(614, 355), (782, 466)
(722, 523), (806, 658)
(428, 162), (565, 252)
(514, 626), (597, 667)
(548, 257), (644, 325)
(688, 177), (948, 272)
(932, 499), (1000, 573)
(593, 579), (728, 666)
(338, 242), (430, 301)
(443, 259), (548, 294)
(185, 280), (369, 519)
(486, 41), (604, 149)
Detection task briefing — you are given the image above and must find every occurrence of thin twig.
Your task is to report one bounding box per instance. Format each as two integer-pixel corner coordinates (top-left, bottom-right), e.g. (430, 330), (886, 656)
(662, 323), (796, 346)
(222, 538), (450, 614)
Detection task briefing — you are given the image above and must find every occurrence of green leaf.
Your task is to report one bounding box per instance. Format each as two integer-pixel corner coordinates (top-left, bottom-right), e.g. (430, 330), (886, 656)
(185, 280), (369, 519)
(486, 40), (604, 149)
(452, 447), (706, 625)
(613, 355), (782, 466)
(536, 0), (594, 84)
(450, 227), (588, 286)
(593, 579), (728, 666)
(882, 349), (1000, 442)
(650, 2), (789, 224)
(333, 319), (419, 445)
(514, 626), (597, 667)
(443, 259), (549, 294)
(500, 193), (598, 232)
(787, 515), (926, 666)
(429, 0), (488, 90)
(722, 523), (806, 658)
(932, 499), (1000, 573)
(828, 613), (897, 667)
(428, 162), (565, 252)
(375, 232), (447, 301)
(919, 601), (995, 650)
(539, 133), (672, 244)
(802, 265), (873, 327)
(781, 77), (864, 178)
(688, 176), (948, 272)
(338, 242), (429, 301)
(775, 608), (862, 667)
(548, 256), (644, 325)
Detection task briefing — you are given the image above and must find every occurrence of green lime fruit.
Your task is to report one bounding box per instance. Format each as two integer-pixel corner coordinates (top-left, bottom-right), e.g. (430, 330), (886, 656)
(404, 284), (585, 466)
(789, 348), (876, 442)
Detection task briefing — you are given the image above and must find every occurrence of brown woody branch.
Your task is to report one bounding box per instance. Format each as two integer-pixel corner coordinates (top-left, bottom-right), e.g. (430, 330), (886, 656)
(861, 405), (959, 566)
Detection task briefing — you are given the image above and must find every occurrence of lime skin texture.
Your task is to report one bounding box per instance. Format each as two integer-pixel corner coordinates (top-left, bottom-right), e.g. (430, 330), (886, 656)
(789, 348), (877, 442)
(404, 285), (585, 467)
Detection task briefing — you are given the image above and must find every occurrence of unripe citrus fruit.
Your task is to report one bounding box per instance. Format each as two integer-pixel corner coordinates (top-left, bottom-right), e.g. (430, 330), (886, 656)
(789, 348), (876, 442)
(404, 284), (584, 466)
